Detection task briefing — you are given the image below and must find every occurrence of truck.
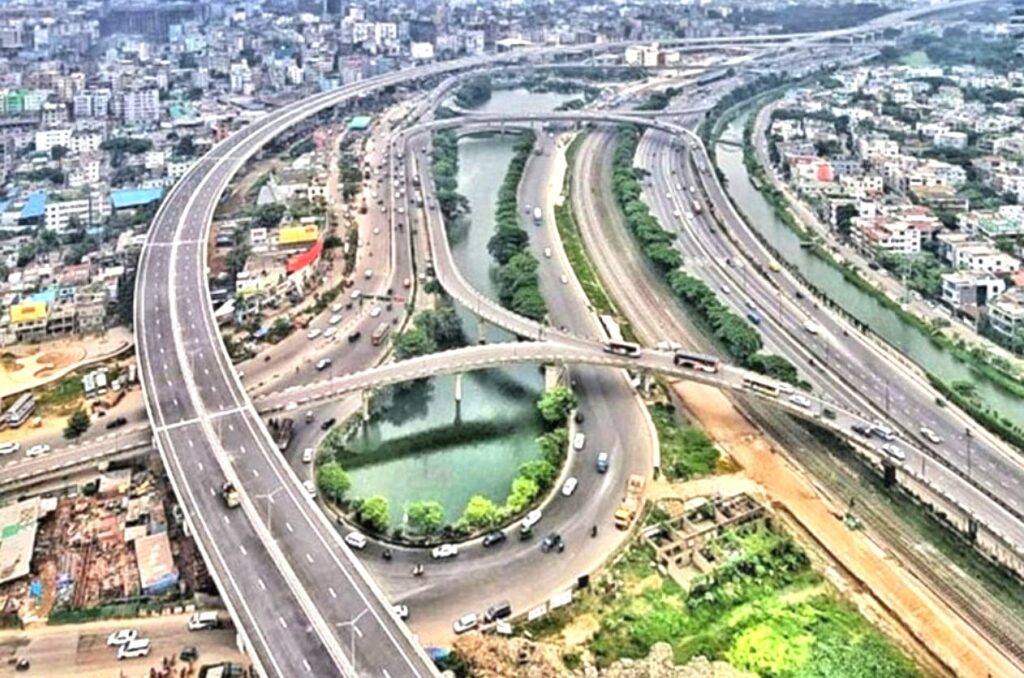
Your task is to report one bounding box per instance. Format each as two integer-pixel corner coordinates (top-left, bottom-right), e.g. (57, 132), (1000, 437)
(268, 417), (294, 451)
(613, 474), (646, 530)
(221, 482), (240, 509)
(532, 206), (542, 225)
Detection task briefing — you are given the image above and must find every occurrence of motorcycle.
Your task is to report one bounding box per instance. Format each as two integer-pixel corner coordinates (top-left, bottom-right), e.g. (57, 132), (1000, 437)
(591, 525), (598, 538)
(411, 564), (424, 577)
(382, 548), (392, 561)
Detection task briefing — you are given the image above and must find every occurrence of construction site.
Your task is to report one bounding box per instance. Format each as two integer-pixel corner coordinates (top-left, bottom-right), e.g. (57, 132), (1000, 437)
(0, 461), (213, 627)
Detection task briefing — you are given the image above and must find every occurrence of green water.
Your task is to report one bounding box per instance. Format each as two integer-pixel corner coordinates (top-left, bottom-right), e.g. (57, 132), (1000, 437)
(716, 112), (1024, 429)
(345, 91), (576, 527)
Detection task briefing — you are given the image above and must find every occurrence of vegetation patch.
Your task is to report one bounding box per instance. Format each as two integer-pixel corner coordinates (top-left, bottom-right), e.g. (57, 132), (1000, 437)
(523, 528), (919, 677)
(648, 403), (718, 480)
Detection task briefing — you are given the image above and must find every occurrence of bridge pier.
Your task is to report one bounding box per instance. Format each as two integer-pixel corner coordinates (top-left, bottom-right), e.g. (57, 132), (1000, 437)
(544, 363), (568, 390)
(476, 316), (487, 344)
(361, 390), (371, 423)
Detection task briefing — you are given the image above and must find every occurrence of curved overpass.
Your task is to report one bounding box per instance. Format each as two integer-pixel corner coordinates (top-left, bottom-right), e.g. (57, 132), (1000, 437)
(133, 5), (992, 675)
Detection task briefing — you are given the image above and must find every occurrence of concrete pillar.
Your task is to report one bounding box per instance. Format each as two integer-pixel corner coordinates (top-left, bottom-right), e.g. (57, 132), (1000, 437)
(361, 390), (371, 422)
(476, 316), (487, 344)
(544, 364), (567, 390)
(454, 372), (463, 403)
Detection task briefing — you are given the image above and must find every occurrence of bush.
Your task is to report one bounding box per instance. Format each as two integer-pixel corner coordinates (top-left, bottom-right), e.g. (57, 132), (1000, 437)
(457, 495), (503, 531)
(406, 500), (445, 534)
(357, 495), (390, 533)
(317, 462), (351, 502)
(537, 386), (577, 424)
(63, 409), (90, 439)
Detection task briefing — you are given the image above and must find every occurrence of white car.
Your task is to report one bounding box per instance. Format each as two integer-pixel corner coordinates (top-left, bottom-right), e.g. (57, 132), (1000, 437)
(331, 303), (343, 313)
(373, 227), (381, 235)
(364, 270), (374, 280)
(721, 285), (731, 295)
(0, 442), (19, 456)
(350, 289), (362, 300)
(881, 443), (906, 463)
(787, 394), (812, 410)
(573, 432), (586, 451)
(107, 629), (138, 647)
(520, 508), (543, 531)
(315, 358), (332, 371)
(344, 531), (368, 550)
(307, 328), (322, 340)
(543, 247), (552, 258)
(26, 444), (51, 457)
(369, 305), (382, 318)
(323, 327), (337, 339)
(919, 427), (943, 445)
(452, 613), (478, 634)
(302, 447), (314, 464)
(559, 274), (569, 285)
(329, 314), (343, 325)
(561, 477), (578, 497)
(302, 480), (317, 499)
(431, 543), (459, 559)
(117, 638), (151, 660)
(393, 604), (409, 620)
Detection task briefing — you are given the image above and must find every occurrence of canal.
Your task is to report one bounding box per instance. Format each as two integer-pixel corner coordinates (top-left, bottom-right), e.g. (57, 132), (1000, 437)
(715, 112), (1024, 429)
(345, 88), (577, 529)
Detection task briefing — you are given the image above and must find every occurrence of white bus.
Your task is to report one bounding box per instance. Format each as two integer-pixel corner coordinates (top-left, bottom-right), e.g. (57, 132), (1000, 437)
(5, 394), (35, 428)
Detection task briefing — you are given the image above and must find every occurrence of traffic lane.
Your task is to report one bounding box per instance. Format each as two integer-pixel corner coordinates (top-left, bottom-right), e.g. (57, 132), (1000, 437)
(159, 423), (337, 677)
(211, 408), (432, 678)
(681, 135), (1024, 502)
(668, 133), (1024, 537)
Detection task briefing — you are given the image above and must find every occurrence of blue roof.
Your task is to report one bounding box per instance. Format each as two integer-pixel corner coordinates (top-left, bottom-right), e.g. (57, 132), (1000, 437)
(19, 191), (46, 220)
(29, 288), (55, 304)
(111, 187), (163, 210)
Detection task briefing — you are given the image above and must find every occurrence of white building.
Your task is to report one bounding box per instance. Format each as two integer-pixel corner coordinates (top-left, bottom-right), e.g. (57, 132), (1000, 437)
(122, 89), (160, 124)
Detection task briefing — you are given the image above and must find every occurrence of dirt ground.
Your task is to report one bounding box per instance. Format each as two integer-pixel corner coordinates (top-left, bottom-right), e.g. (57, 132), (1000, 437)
(0, 328), (132, 400)
(671, 380), (1019, 678)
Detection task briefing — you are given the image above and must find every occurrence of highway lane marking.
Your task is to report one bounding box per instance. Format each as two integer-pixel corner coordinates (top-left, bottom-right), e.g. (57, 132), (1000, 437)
(305, 553), (314, 564)
(252, 468), (260, 478)
(285, 522), (294, 533)
(278, 617), (288, 629)
(258, 578), (266, 590)
(240, 545), (247, 555)
(328, 587), (337, 599)
(303, 660), (312, 672)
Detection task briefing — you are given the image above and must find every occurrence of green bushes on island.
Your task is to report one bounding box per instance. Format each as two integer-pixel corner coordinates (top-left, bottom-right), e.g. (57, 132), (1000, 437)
(454, 75), (492, 109)
(431, 130), (470, 232)
(610, 127), (803, 387)
(488, 132), (548, 320)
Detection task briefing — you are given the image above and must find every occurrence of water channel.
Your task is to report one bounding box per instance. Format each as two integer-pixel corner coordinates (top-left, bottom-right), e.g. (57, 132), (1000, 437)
(345, 88), (577, 528)
(716, 112), (1024, 429)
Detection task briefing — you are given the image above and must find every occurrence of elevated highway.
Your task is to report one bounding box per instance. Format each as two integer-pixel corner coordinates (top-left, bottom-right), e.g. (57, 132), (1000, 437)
(130, 3), (995, 674)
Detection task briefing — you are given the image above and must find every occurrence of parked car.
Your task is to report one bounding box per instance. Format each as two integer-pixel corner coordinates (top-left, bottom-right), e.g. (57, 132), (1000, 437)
(117, 638), (151, 660)
(452, 613), (478, 634)
(107, 629), (138, 647)
(431, 543), (459, 559)
(344, 532), (368, 550)
(106, 417), (128, 430)
(561, 477), (578, 496)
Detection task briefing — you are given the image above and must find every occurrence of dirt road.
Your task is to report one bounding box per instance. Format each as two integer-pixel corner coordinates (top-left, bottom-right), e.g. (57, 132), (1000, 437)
(674, 380), (1019, 678)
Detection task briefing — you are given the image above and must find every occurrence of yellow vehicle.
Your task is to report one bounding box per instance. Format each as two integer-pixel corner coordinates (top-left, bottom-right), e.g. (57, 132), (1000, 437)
(768, 261), (781, 272)
(613, 475), (647, 530)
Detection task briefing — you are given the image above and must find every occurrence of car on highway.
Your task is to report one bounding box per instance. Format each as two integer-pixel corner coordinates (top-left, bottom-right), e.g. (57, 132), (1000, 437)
(574, 410), (585, 424)
(106, 416), (128, 430)
(393, 604), (409, 620)
(344, 532), (368, 550)
(573, 432), (586, 450)
(107, 629), (138, 647)
(595, 452), (609, 474)
(117, 638), (151, 660)
(431, 543), (459, 559)
(561, 477), (578, 496)
(541, 532), (565, 553)
(364, 270), (374, 279)
(331, 303), (343, 313)
(520, 508), (543, 534)
(543, 247), (552, 258)
(787, 394), (812, 410)
(302, 480), (317, 499)
(307, 328), (322, 340)
(452, 613), (478, 635)
(321, 417), (336, 431)
(350, 289), (361, 300)
(323, 327), (337, 339)
(348, 331), (362, 343)
(0, 442), (19, 456)
(26, 444), (51, 457)
(315, 358), (332, 371)
(329, 314), (342, 325)
(482, 530), (507, 547)
(919, 427), (943, 445)
(302, 447), (314, 464)
(559, 274), (569, 285)
(851, 423), (872, 437)
(403, 277), (411, 288)
(881, 443), (906, 463)
(370, 305), (382, 318)
(871, 424), (896, 442)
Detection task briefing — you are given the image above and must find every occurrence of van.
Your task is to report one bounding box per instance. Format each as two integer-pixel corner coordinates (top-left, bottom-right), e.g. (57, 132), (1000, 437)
(596, 452), (609, 473)
(484, 601), (512, 623)
(188, 612), (220, 631)
(573, 433), (586, 451)
(117, 638), (151, 659)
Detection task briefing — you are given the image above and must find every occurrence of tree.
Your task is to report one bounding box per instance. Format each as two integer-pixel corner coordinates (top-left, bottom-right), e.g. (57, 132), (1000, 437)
(50, 145), (68, 161)
(358, 495), (390, 533)
(458, 495), (502, 530)
(518, 459), (557, 490)
(393, 327), (437, 361)
(406, 500), (445, 534)
(537, 386), (577, 424)
(317, 462), (351, 502)
(834, 203), (858, 240)
(174, 135), (197, 158)
(63, 409), (90, 439)
(252, 203), (287, 230)
(505, 476), (539, 514)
